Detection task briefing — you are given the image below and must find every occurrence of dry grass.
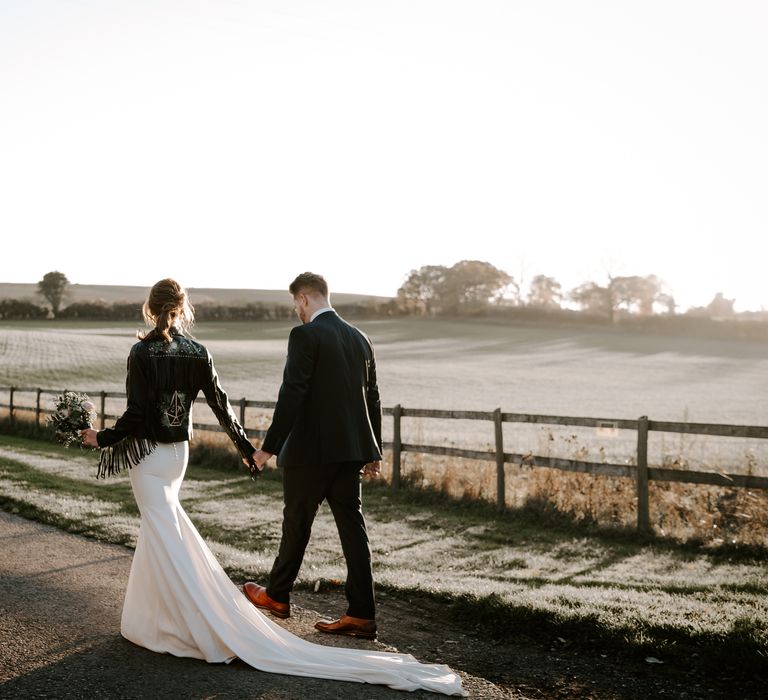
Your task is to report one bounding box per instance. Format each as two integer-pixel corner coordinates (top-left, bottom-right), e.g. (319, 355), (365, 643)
(648, 481), (768, 546)
(391, 444), (768, 548)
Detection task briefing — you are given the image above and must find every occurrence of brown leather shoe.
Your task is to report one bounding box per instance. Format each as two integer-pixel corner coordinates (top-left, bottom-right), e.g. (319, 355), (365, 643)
(243, 582), (290, 619)
(315, 614), (377, 640)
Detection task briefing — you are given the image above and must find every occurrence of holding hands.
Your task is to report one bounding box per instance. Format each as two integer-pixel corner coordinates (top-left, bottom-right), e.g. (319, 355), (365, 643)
(243, 448), (273, 479)
(242, 451), (382, 480)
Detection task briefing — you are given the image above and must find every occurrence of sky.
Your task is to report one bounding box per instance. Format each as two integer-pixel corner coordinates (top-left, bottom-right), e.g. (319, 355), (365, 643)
(1, 0), (767, 311)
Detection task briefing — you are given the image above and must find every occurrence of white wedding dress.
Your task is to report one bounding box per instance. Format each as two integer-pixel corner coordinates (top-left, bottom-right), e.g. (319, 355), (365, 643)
(120, 442), (467, 696)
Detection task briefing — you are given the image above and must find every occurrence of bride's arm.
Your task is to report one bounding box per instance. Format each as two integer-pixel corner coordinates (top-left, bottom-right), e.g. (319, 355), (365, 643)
(92, 345), (150, 447)
(200, 349), (256, 464)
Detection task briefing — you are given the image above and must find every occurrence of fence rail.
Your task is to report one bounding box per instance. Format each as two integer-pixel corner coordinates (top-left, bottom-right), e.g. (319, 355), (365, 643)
(2, 385), (767, 533)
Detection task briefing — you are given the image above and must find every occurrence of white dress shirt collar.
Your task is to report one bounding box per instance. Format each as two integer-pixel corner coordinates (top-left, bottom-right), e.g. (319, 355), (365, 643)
(310, 306), (334, 322)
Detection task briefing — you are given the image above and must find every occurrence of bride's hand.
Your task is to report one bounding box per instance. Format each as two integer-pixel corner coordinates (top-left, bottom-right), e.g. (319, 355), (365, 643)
(242, 449), (273, 477)
(80, 428), (99, 448)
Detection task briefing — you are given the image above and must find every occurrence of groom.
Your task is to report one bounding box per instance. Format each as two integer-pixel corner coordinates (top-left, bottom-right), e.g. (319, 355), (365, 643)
(244, 272), (383, 640)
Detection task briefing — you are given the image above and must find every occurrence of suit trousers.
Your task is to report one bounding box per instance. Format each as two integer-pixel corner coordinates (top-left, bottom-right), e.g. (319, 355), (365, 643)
(266, 461), (376, 620)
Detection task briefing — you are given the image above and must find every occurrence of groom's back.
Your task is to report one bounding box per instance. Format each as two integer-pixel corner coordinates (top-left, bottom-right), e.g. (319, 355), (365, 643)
(277, 312), (381, 468)
(312, 313), (372, 394)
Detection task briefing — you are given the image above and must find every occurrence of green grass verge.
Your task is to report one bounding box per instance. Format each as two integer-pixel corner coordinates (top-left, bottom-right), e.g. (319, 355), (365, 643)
(1, 431), (767, 674)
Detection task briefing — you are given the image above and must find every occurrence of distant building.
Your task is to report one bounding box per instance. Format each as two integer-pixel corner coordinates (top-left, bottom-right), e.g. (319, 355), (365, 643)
(706, 292), (735, 317)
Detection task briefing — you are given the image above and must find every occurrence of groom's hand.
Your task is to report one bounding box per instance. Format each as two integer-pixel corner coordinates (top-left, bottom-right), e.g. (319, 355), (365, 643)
(362, 460), (381, 478)
(242, 449), (273, 473)
(253, 449), (273, 469)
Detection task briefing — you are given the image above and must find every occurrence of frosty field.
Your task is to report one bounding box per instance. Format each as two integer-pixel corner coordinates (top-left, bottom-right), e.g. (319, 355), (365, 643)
(2, 317), (768, 476)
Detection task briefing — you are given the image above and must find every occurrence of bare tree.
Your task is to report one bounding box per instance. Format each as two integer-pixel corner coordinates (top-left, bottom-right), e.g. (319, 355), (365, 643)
(37, 271), (70, 317)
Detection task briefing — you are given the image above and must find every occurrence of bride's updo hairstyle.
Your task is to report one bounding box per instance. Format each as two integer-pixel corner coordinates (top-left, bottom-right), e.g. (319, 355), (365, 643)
(139, 278), (195, 344)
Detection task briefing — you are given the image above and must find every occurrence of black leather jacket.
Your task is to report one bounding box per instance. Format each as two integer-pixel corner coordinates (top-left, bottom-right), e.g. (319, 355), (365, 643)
(96, 329), (254, 475)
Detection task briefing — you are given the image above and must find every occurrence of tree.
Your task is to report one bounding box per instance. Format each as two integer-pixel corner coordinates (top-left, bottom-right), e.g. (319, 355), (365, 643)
(569, 281), (612, 318)
(527, 275), (563, 309)
(613, 274), (677, 316)
(656, 292), (676, 315)
(439, 260), (512, 314)
(398, 261), (513, 315)
(634, 275), (663, 315)
(609, 275), (664, 316)
(570, 275), (671, 321)
(37, 271), (70, 317)
(397, 265), (449, 315)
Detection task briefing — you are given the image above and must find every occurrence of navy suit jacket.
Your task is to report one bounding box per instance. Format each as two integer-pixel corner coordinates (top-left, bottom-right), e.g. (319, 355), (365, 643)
(262, 311), (383, 468)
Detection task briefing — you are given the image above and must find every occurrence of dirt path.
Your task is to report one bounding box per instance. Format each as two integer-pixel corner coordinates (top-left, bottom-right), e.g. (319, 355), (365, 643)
(0, 510), (761, 700)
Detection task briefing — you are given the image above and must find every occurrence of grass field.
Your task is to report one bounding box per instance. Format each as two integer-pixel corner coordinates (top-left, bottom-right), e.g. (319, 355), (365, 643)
(2, 317), (768, 541)
(1, 434), (766, 669)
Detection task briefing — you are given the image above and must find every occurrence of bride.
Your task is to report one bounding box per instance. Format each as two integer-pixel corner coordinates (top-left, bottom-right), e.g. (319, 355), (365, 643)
(81, 278), (466, 697)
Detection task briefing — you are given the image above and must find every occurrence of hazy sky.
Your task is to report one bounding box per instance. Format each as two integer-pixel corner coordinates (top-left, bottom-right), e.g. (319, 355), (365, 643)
(1, 1), (766, 311)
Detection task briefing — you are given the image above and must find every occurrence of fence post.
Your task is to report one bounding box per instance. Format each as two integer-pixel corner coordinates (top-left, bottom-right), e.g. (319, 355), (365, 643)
(239, 397), (246, 426)
(36, 388), (43, 429)
(392, 404), (402, 491)
(636, 415), (650, 533)
(493, 408), (506, 512)
(99, 391), (107, 430)
(9, 386), (15, 424)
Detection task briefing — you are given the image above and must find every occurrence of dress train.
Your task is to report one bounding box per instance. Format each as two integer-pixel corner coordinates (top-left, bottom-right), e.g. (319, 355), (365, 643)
(120, 442), (467, 696)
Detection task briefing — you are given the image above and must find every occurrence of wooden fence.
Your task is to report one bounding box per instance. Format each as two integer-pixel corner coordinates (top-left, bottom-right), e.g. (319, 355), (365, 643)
(2, 385), (768, 533)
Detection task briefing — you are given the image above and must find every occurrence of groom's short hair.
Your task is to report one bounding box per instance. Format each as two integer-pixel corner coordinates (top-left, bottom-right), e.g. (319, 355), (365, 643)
(290, 272), (328, 299)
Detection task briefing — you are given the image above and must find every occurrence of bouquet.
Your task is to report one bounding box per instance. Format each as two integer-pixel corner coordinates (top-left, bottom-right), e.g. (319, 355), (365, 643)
(47, 391), (97, 447)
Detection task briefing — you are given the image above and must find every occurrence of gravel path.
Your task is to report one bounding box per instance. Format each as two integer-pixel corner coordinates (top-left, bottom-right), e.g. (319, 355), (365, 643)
(0, 510), (514, 699)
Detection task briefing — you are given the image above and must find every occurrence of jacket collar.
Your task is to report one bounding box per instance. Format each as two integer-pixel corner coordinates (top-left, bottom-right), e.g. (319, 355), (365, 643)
(310, 307), (335, 322)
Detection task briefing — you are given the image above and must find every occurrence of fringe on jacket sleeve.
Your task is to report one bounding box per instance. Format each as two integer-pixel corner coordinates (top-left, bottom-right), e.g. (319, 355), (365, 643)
(97, 437), (157, 478)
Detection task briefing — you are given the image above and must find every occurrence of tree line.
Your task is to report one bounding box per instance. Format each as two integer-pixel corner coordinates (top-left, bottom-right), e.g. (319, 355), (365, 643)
(0, 267), (751, 323)
(396, 261), (741, 321)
